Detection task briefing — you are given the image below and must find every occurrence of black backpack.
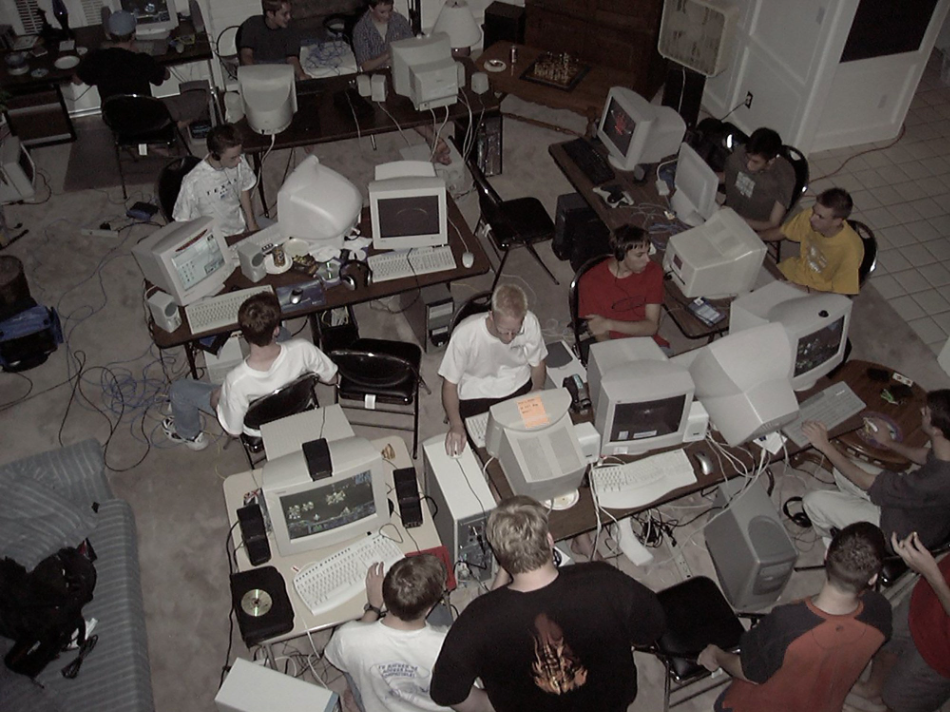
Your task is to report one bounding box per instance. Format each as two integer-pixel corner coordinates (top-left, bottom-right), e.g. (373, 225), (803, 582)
(0, 544), (97, 678)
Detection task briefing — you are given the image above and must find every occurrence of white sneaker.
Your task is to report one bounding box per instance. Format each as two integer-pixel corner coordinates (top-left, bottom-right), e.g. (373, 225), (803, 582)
(162, 417), (209, 451)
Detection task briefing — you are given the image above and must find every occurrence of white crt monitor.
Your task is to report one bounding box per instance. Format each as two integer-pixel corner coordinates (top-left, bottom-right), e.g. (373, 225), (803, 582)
(391, 33), (458, 111)
(0, 136), (36, 204)
(587, 338), (695, 456)
(484, 388), (587, 502)
(672, 323), (799, 446)
(597, 86), (686, 172)
(238, 64), (298, 135)
(110, 0), (179, 39)
(663, 207), (767, 299)
(277, 156), (363, 249)
(730, 281), (852, 392)
(671, 142), (720, 227)
(262, 436), (390, 557)
(369, 161), (448, 251)
(131, 217), (235, 306)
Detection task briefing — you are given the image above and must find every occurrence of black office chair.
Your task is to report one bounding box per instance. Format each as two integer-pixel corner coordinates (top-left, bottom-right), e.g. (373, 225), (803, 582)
(879, 536), (950, 588)
(157, 155), (201, 222)
(851, 220), (878, 286)
(240, 373), (321, 468)
(449, 291), (492, 337)
(461, 141), (559, 291)
(689, 118), (749, 174)
(216, 25), (241, 82)
(569, 255), (609, 365)
(101, 94), (191, 199)
(329, 339), (426, 458)
(771, 145), (809, 262)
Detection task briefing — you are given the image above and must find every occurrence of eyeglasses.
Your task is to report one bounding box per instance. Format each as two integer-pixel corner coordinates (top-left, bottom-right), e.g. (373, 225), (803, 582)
(489, 313), (525, 339)
(61, 634), (97, 679)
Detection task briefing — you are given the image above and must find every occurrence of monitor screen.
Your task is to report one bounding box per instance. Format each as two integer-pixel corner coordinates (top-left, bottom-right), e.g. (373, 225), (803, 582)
(281, 470), (377, 540)
(369, 174), (448, 251)
(602, 97), (635, 158)
(610, 394), (688, 444)
(115, 0), (179, 38)
(171, 230), (226, 292)
(794, 316), (845, 378)
(596, 86), (685, 171)
(377, 195), (441, 238)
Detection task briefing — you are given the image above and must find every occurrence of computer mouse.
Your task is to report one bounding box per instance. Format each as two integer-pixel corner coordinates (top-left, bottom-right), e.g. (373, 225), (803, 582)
(462, 251), (474, 269)
(290, 288), (303, 305)
(694, 451), (714, 476)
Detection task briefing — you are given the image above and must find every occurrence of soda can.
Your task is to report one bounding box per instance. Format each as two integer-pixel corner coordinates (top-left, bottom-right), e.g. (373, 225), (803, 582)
(272, 245), (286, 267)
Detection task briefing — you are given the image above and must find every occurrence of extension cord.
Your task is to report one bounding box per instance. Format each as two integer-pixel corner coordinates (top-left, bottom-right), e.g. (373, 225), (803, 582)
(615, 517), (654, 566)
(81, 228), (119, 239)
(667, 535), (692, 580)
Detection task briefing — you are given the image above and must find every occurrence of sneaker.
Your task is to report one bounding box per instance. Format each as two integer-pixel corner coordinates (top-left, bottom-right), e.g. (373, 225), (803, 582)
(162, 417), (209, 451)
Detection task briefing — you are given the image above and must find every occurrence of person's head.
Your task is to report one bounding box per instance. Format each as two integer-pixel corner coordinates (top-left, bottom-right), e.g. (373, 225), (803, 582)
(238, 292), (282, 347)
(206, 124), (244, 169)
(487, 496), (552, 574)
(262, 0), (291, 28)
(824, 521), (885, 594)
(368, 0), (395, 23)
(108, 10), (136, 43)
(488, 284), (528, 345)
(382, 554), (446, 621)
(810, 188), (853, 236)
(611, 225), (651, 275)
(744, 128), (782, 173)
(923, 389), (950, 441)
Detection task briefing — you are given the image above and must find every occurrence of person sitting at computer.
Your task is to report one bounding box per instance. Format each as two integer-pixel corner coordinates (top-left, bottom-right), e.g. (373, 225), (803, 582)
(722, 127), (796, 233)
(440, 284), (547, 457)
(698, 522), (891, 712)
(800, 388), (950, 549)
(238, 0), (308, 81)
(73, 11), (209, 133)
(761, 188), (864, 296)
(576, 225), (669, 353)
(173, 123), (259, 237)
(162, 292), (337, 450)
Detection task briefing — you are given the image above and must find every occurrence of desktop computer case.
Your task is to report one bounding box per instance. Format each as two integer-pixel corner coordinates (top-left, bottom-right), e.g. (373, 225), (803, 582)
(705, 478), (798, 610)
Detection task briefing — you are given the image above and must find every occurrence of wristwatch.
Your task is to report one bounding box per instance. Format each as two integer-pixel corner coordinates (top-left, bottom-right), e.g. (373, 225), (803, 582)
(363, 603), (383, 617)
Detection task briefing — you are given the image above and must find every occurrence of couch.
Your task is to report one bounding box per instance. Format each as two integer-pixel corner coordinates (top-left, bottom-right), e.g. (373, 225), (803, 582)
(0, 440), (153, 712)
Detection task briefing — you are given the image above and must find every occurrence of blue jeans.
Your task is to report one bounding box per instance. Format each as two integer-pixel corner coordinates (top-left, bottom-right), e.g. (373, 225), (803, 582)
(169, 379), (217, 440)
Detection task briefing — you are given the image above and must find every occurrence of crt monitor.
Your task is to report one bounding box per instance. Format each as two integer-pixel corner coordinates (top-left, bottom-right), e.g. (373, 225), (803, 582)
(672, 322), (799, 446)
(131, 216), (235, 306)
(238, 64), (298, 136)
(369, 161), (448, 251)
(391, 33), (459, 111)
(277, 155), (363, 250)
(730, 280), (852, 392)
(663, 207), (767, 299)
(596, 86), (686, 172)
(111, 0), (179, 39)
(484, 388), (587, 502)
(0, 136), (36, 205)
(587, 338), (695, 456)
(262, 436), (390, 557)
(671, 142), (720, 227)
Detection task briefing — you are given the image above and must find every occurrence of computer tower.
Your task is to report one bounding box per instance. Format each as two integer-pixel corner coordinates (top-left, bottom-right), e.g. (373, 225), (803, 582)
(483, 2), (525, 49)
(422, 435), (496, 583)
(661, 65), (706, 129)
(215, 658), (337, 712)
(704, 478), (798, 610)
(401, 283), (454, 352)
(456, 113), (503, 176)
(553, 193), (611, 272)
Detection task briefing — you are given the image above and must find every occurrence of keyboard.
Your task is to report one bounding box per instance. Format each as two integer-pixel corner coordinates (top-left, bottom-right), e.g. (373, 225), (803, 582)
(135, 39), (167, 56)
(465, 412), (489, 449)
(293, 534), (405, 616)
(367, 245), (457, 283)
(562, 138), (615, 185)
(183, 285), (274, 334)
(590, 449), (697, 510)
(782, 381), (866, 448)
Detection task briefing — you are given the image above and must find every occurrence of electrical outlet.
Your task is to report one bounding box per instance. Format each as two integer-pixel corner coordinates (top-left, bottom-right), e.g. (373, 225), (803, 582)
(744, 92), (754, 109)
(80, 228), (119, 239)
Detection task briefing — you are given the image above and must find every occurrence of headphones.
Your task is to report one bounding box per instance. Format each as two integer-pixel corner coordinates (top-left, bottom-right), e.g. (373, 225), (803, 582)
(340, 250), (373, 291)
(782, 496), (813, 528)
(610, 226), (651, 262)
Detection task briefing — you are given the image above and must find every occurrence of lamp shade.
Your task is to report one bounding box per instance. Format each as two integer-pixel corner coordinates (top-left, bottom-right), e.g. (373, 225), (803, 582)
(433, 0), (481, 49)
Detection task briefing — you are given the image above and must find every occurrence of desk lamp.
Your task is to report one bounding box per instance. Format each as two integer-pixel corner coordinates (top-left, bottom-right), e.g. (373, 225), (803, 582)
(433, 0), (481, 58)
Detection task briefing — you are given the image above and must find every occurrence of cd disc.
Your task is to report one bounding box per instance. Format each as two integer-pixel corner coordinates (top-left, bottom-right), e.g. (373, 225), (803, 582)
(241, 588), (273, 617)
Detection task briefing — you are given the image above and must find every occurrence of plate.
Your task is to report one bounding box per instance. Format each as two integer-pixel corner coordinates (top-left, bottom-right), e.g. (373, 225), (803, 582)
(54, 55), (80, 70)
(264, 252), (292, 275)
(283, 238), (311, 258)
(485, 59), (507, 73)
(545, 490), (580, 511)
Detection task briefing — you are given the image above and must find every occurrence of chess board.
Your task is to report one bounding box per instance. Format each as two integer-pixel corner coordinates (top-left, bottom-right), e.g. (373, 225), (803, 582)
(520, 52), (591, 92)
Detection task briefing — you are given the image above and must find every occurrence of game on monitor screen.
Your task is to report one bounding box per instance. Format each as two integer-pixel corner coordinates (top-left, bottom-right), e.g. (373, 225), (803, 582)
(115, 0), (179, 39)
(596, 86), (686, 172)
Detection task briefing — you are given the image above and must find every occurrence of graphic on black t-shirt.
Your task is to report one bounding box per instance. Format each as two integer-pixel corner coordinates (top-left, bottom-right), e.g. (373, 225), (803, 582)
(531, 613), (588, 695)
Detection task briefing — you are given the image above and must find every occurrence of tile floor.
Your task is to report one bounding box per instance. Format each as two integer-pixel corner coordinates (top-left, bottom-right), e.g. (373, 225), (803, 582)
(807, 51), (950, 357)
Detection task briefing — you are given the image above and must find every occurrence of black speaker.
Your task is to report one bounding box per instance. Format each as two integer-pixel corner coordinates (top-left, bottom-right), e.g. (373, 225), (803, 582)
(554, 193), (611, 273)
(662, 64), (706, 130)
(483, 1), (525, 49)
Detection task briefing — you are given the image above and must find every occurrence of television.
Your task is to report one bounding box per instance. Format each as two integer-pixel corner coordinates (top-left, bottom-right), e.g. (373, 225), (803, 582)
(587, 338), (695, 456)
(671, 323), (799, 446)
(484, 388), (587, 502)
(671, 142), (720, 227)
(0, 136), (36, 205)
(369, 161), (448, 251)
(110, 0), (179, 40)
(238, 64), (298, 135)
(596, 86), (686, 172)
(391, 33), (459, 111)
(730, 280), (853, 391)
(277, 156), (363, 250)
(262, 436), (391, 557)
(131, 216), (235, 307)
(663, 207), (767, 299)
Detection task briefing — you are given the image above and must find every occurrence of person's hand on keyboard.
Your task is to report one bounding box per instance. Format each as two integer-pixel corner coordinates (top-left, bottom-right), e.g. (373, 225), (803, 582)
(362, 562), (385, 620)
(802, 421), (831, 453)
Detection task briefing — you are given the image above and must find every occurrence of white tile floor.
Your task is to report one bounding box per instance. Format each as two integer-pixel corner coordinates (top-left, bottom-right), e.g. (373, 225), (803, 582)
(807, 51), (950, 357)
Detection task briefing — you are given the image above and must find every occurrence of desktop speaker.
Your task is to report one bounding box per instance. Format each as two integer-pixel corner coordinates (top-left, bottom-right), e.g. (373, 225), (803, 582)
(471, 72), (489, 94)
(147, 290), (181, 333)
(483, 1), (525, 48)
(188, 0), (205, 33)
(236, 240), (267, 282)
(371, 74), (387, 102)
(357, 74), (372, 97)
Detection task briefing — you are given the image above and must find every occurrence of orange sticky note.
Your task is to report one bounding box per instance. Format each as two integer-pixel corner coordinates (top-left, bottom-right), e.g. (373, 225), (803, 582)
(517, 396), (549, 429)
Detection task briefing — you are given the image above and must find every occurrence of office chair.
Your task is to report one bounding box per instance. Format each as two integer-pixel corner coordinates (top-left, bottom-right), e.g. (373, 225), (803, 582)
(569, 255), (609, 365)
(770, 145), (809, 263)
(690, 118), (748, 174)
(878, 535), (950, 593)
(449, 291), (492, 337)
(240, 373), (321, 468)
(329, 338), (426, 458)
(851, 220), (878, 286)
(101, 94), (191, 200)
(157, 155), (201, 222)
(216, 25), (241, 82)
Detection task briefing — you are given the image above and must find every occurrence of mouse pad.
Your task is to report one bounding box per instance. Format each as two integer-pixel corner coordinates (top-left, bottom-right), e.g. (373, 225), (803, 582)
(856, 411), (902, 448)
(277, 280), (326, 312)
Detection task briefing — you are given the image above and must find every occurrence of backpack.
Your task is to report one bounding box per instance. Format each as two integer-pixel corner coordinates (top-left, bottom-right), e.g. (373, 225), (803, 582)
(0, 544), (97, 678)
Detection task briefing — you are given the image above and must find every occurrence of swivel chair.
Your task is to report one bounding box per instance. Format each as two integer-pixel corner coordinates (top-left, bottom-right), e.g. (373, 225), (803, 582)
(449, 291), (492, 337)
(569, 255), (609, 365)
(851, 220), (878, 286)
(240, 373), (321, 468)
(157, 155), (201, 222)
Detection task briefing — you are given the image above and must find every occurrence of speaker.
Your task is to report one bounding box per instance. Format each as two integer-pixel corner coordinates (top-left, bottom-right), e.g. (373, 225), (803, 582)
(147, 290), (182, 333)
(371, 74), (387, 102)
(554, 193), (611, 272)
(662, 65), (706, 130)
(483, 1), (525, 49)
(236, 240), (267, 283)
(356, 73), (371, 97)
(471, 72), (489, 95)
(704, 478), (798, 610)
(456, 61), (466, 89)
(188, 0), (205, 33)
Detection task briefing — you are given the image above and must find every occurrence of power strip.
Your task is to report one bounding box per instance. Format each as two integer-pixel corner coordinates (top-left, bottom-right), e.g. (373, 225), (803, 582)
(667, 535), (692, 580)
(80, 228), (119, 239)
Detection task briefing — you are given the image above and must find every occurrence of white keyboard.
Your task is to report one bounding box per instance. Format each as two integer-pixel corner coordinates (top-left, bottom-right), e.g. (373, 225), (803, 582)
(367, 245), (457, 283)
(183, 285), (273, 334)
(465, 412), (489, 448)
(293, 534), (405, 616)
(591, 449), (697, 510)
(783, 381), (866, 448)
